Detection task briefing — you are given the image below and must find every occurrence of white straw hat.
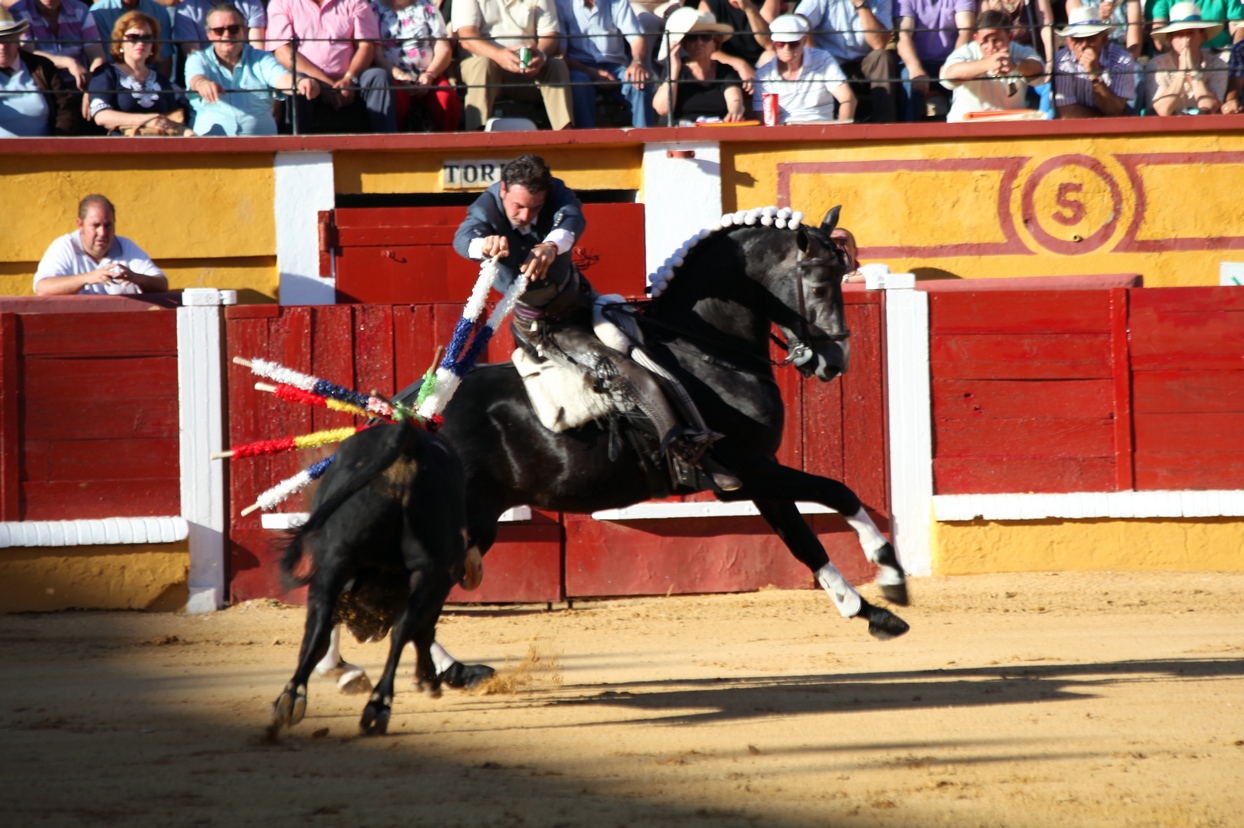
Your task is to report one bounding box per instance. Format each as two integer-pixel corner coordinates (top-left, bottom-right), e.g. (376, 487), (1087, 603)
(1152, 1), (1223, 45)
(0, 6), (32, 38)
(658, 7), (733, 61)
(1055, 5), (1115, 37)
(768, 14), (811, 43)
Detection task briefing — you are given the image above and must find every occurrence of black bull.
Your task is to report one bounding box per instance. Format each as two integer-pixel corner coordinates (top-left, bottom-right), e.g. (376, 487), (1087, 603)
(270, 420), (470, 736)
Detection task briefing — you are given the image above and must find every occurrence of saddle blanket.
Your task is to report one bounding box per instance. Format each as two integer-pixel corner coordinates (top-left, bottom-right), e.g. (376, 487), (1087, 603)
(511, 294), (643, 433)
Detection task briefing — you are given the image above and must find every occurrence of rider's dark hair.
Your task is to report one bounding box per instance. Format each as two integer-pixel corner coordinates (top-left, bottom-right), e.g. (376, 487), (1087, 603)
(976, 9), (1012, 31)
(501, 154), (552, 194)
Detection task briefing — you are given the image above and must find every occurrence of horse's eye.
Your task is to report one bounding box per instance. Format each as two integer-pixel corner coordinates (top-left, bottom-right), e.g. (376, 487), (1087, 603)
(812, 285), (829, 298)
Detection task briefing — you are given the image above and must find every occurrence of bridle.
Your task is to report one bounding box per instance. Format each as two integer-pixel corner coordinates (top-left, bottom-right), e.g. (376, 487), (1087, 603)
(778, 244), (851, 369)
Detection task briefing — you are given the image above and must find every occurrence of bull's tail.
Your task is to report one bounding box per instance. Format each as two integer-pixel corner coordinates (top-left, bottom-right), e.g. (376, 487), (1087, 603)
(278, 420), (422, 590)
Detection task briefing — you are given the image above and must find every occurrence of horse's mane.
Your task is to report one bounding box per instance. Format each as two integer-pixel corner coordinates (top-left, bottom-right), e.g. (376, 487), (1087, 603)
(647, 206), (807, 299)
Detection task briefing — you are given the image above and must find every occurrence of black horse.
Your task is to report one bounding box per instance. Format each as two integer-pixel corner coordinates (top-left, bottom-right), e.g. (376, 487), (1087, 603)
(317, 207), (909, 691)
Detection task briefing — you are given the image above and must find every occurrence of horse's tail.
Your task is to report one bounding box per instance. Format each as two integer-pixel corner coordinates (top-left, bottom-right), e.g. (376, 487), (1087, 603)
(278, 420), (422, 590)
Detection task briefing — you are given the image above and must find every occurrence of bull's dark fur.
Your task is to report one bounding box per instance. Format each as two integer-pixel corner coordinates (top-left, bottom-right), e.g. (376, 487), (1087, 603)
(270, 419), (468, 736)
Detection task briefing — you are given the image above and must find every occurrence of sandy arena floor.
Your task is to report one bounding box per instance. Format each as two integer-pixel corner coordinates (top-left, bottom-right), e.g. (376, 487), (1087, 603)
(3, 571), (1243, 828)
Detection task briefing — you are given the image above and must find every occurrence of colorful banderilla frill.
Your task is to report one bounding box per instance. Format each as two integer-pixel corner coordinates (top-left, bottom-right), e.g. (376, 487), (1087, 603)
(225, 254), (527, 516)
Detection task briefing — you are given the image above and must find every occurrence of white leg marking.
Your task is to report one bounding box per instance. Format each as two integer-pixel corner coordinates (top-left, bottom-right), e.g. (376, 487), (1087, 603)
(846, 508), (905, 587)
(816, 562), (862, 619)
(314, 625), (345, 676)
(315, 625), (371, 693)
(430, 641), (457, 674)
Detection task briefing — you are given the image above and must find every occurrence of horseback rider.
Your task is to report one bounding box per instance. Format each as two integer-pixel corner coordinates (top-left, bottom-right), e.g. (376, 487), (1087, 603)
(453, 153), (741, 491)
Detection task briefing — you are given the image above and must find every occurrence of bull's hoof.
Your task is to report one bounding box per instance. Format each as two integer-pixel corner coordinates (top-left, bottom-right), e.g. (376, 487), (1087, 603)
(880, 582), (909, 606)
(272, 682), (308, 729)
(359, 694), (391, 736)
(862, 600), (910, 641)
(439, 661), (495, 691)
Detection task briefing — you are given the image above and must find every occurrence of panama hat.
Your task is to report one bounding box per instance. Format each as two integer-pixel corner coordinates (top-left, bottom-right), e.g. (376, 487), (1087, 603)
(768, 14), (811, 43)
(0, 7), (32, 38)
(1152, 1), (1223, 45)
(1055, 5), (1115, 37)
(658, 7), (733, 61)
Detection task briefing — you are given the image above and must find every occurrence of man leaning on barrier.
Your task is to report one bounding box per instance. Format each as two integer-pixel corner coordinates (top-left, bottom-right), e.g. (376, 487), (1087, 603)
(34, 195), (168, 297)
(187, 2), (321, 135)
(452, 0), (574, 129)
(266, 0), (397, 133)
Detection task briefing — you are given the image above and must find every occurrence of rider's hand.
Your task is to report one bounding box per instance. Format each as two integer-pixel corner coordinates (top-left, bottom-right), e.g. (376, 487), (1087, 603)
(480, 235), (510, 259)
(520, 241), (558, 281)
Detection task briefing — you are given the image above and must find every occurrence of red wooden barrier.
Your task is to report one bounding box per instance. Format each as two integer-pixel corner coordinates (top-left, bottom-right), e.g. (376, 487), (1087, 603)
(0, 308), (180, 520)
(332, 203), (648, 304)
(929, 290), (1123, 494)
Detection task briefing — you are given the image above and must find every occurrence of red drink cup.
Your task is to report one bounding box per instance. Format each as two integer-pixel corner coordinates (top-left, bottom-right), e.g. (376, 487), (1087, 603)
(762, 93), (779, 126)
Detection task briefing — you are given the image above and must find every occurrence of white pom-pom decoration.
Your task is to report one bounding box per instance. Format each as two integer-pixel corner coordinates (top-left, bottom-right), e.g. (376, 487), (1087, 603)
(761, 215), (774, 226)
(777, 207), (792, 219)
(744, 212), (758, 226)
(790, 211), (804, 225)
(775, 218), (787, 229)
(720, 214), (734, 227)
(762, 206), (777, 217)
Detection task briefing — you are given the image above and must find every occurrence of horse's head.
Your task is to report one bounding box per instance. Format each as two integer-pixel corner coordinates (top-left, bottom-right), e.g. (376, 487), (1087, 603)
(774, 207), (851, 381)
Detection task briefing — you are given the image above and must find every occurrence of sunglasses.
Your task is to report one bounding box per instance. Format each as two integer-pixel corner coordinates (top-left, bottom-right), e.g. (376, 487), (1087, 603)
(683, 33), (715, 43)
(774, 40), (804, 49)
(209, 24), (243, 36)
(123, 32), (153, 42)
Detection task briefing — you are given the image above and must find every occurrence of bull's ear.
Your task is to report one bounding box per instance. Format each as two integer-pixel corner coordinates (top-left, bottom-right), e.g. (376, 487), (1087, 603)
(821, 206), (842, 234)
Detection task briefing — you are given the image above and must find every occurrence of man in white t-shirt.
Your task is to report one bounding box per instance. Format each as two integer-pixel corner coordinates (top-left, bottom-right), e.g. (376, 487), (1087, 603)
(752, 14), (856, 123)
(33, 195), (168, 296)
(940, 9), (1044, 122)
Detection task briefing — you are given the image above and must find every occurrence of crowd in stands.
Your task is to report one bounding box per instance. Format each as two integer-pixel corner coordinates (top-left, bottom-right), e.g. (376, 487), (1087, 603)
(3, 0), (1244, 136)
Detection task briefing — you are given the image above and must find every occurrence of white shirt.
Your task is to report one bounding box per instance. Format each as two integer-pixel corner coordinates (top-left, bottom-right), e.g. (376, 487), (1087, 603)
(940, 40), (1041, 123)
(34, 232), (164, 295)
(752, 47), (848, 123)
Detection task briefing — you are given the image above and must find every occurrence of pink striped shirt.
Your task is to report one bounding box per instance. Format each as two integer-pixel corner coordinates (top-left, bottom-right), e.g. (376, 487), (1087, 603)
(12, 0), (101, 62)
(265, 0), (380, 79)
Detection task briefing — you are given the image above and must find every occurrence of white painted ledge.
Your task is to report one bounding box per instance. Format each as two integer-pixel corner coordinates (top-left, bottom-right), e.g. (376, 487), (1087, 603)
(0, 518), (188, 548)
(260, 505), (535, 531)
(934, 491), (1244, 522)
(592, 501), (835, 521)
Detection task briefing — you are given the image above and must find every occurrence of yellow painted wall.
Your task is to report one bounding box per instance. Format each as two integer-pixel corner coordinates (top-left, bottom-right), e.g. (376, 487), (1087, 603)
(932, 518), (1244, 574)
(0, 542), (189, 612)
(726, 133), (1244, 287)
(0, 153), (276, 298)
(335, 146), (643, 194)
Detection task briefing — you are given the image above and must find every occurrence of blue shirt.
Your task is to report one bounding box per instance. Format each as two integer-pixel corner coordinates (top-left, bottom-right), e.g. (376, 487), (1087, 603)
(0, 64), (50, 137)
(185, 44), (288, 135)
(794, 0), (893, 64)
(554, 0), (641, 67)
(89, 0), (176, 62)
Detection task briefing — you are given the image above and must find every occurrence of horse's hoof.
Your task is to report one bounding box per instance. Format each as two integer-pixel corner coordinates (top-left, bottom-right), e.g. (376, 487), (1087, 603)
(359, 695), (391, 736)
(864, 603), (910, 641)
(272, 682), (307, 729)
(337, 667), (372, 695)
(417, 678), (444, 700)
(880, 582), (909, 606)
(439, 661), (495, 690)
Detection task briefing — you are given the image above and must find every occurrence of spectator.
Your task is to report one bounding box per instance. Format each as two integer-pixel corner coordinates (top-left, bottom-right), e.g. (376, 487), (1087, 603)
(173, 0), (266, 53)
(698, 0), (778, 87)
(652, 7), (745, 123)
(89, 0), (176, 77)
(87, 11), (192, 133)
(794, 0), (899, 121)
(1066, 0), (1144, 59)
(751, 13), (856, 122)
(1, 6), (78, 134)
(977, 0), (1055, 66)
(1223, 32), (1244, 111)
(1150, 0), (1241, 53)
(186, 3), (320, 135)
(556, 0), (656, 128)
(830, 226), (893, 283)
(34, 195), (168, 296)
(9, 0), (106, 90)
(1146, 1), (1228, 113)
(896, 0), (975, 120)
(369, 0), (459, 131)
(266, 0), (396, 133)
(941, 8), (1044, 121)
(1052, 5), (1139, 117)
(452, 0), (573, 130)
